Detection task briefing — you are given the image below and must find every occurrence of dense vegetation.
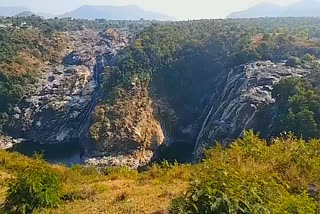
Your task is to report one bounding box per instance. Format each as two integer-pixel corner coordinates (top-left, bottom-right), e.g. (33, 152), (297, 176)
(170, 130), (320, 213)
(2, 131), (320, 213)
(1, 159), (62, 214)
(272, 78), (320, 139)
(93, 17), (320, 141)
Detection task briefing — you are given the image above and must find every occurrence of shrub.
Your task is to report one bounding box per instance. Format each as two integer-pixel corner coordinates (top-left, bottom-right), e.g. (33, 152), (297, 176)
(169, 130), (320, 214)
(285, 56), (302, 67)
(301, 53), (315, 62)
(1, 165), (62, 214)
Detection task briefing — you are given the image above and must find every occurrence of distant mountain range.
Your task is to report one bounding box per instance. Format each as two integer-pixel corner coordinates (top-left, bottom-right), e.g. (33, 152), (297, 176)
(0, 6), (29, 17)
(59, 5), (174, 20)
(0, 5), (174, 21)
(227, 0), (320, 18)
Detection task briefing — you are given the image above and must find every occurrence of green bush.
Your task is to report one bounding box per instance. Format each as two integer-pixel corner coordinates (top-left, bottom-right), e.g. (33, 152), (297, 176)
(301, 53), (315, 62)
(169, 130), (320, 214)
(1, 165), (62, 214)
(285, 56), (302, 67)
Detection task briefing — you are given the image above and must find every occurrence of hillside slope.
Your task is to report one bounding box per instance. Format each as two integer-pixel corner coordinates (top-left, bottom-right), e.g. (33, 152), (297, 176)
(2, 131), (320, 213)
(13, 11), (35, 18)
(227, 2), (284, 18)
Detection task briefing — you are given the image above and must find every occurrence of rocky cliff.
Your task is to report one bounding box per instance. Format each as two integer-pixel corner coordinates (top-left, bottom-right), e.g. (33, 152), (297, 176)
(6, 30), (128, 145)
(193, 61), (311, 157)
(3, 29), (166, 169)
(2, 26), (315, 169)
(84, 83), (165, 169)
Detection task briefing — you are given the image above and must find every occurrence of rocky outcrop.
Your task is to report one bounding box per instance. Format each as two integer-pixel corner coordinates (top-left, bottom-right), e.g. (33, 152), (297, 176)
(84, 86), (165, 169)
(194, 61), (311, 157)
(6, 30), (128, 145)
(5, 28), (165, 169)
(8, 65), (96, 144)
(0, 136), (23, 150)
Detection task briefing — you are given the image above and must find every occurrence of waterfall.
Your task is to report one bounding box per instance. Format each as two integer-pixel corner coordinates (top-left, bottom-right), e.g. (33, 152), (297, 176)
(193, 105), (215, 154)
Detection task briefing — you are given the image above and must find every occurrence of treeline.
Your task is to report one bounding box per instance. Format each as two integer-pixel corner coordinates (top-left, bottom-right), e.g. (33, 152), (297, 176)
(0, 16), (156, 36)
(105, 17), (320, 97)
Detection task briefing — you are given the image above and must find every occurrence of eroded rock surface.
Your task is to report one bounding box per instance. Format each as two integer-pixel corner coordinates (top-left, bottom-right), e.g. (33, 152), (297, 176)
(194, 61), (311, 157)
(7, 30), (127, 144)
(84, 86), (165, 169)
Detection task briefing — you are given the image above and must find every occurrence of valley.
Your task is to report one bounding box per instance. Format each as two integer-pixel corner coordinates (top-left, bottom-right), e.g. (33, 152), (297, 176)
(2, 16), (320, 213)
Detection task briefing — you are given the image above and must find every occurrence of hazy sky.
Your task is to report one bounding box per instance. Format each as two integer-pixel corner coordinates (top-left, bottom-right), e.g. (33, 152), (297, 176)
(1, 0), (300, 19)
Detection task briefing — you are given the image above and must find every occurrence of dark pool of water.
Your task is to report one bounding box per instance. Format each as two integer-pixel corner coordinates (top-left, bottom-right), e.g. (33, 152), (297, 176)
(7, 139), (194, 167)
(8, 140), (82, 167)
(155, 141), (194, 163)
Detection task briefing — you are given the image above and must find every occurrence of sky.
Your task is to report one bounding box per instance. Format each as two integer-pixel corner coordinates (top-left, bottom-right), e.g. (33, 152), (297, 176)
(0, 0), (300, 20)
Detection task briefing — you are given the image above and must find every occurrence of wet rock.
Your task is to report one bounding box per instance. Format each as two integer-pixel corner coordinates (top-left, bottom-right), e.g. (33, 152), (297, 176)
(83, 150), (154, 169)
(6, 30), (128, 145)
(194, 61), (311, 157)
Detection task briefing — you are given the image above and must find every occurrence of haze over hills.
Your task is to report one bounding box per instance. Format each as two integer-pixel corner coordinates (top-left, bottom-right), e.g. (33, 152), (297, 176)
(227, 0), (320, 18)
(60, 5), (174, 20)
(13, 11), (35, 18)
(0, 5), (174, 21)
(227, 2), (285, 18)
(0, 6), (28, 17)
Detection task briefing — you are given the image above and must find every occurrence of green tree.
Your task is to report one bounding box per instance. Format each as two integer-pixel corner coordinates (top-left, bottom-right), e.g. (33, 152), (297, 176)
(273, 78), (320, 139)
(296, 109), (318, 139)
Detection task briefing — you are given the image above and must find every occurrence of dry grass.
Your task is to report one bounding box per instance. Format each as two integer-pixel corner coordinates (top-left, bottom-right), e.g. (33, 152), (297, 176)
(0, 171), (10, 204)
(38, 179), (188, 214)
(0, 151), (191, 214)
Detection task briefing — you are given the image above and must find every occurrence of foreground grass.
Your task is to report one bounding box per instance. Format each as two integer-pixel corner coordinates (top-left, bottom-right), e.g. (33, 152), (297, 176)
(3, 131), (320, 213)
(0, 151), (191, 214)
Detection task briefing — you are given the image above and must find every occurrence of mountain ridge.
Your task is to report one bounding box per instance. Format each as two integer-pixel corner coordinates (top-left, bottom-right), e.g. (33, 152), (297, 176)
(0, 5), (174, 21)
(13, 11), (35, 18)
(59, 5), (175, 20)
(227, 0), (320, 18)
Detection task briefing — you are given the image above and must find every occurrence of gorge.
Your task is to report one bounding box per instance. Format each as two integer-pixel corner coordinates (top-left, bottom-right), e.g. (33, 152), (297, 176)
(1, 17), (320, 169)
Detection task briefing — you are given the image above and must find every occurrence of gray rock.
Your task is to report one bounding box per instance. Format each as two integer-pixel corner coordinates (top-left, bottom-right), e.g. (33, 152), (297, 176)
(7, 30), (128, 145)
(194, 61), (311, 157)
(0, 135), (23, 150)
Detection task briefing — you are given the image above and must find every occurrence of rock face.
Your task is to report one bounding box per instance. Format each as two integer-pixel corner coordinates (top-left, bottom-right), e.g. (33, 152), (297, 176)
(84, 86), (165, 169)
(7, 30), (128, 145)
(8, 65), (96, 143)
(5, 28), (165, 169)
(0, 135), (22, 150)
(194, 61), (311, 157)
